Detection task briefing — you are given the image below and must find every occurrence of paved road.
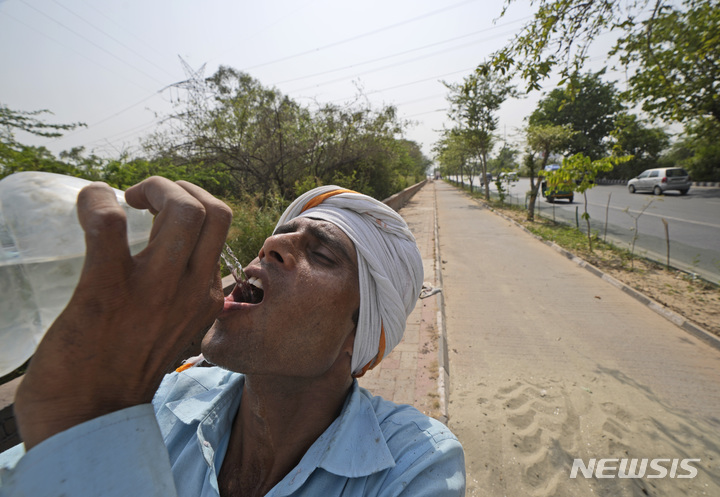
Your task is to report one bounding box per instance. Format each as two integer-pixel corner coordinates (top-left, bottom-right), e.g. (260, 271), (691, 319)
(435, 181), (720, 497)
(451, 176), (720, 283)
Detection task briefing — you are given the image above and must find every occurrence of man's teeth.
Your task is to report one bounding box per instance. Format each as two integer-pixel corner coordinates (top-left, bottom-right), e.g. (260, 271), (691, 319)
(247, 276), (263, 290)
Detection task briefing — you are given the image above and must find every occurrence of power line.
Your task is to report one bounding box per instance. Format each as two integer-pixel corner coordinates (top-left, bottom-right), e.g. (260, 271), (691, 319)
(18, 0), (167, 87)
(273, 17), (530, 87)
(85, 117), (162, 148)
(322, 66), (475, 104)
(74, 64), (475, 153)
(395, 94), (446, 107)
(403, 108), (447, 119)
(0, 8), (156, 95)
(209, 0), (323, 66)
(285, 27), (519, 95)
(50, 0), (177, 81)
(76, 0), (170, 63)
(242, 0), (482, 71)
(52, 92), (165, 142)
(45, 20), (509, 146)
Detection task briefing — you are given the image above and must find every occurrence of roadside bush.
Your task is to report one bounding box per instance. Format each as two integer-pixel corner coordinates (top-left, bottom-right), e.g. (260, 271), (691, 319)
(223, 192), (287, 271)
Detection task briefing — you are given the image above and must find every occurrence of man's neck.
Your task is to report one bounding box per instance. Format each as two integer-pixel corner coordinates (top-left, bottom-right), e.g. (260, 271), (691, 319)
(218, 374), (353, 497)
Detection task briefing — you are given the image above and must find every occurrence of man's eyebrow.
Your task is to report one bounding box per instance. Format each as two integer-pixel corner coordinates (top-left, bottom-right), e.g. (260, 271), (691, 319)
(275, 219), (355, 265)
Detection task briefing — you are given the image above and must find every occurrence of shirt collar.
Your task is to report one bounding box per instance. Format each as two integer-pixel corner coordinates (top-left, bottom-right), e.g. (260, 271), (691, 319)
(165, 369), (243, 426)
(164, 372), (396, 483)
(310, 380), (396, 477)
(266, 380), (396, 497)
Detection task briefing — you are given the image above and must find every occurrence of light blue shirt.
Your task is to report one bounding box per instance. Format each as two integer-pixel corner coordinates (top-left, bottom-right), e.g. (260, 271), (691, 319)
(0, 367), (465, 496)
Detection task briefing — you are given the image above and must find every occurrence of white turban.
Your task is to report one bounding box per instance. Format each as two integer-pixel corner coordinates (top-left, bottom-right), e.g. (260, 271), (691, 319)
(275, 185), (424, 376)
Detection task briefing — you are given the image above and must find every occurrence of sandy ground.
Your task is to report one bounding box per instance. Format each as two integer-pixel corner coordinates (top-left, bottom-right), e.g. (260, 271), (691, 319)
(435, 182), (720, 497)
(455, 370), (720, 496)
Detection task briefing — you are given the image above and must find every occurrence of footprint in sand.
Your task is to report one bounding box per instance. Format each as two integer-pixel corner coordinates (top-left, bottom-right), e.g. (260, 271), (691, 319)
(493, 380), (585, 496)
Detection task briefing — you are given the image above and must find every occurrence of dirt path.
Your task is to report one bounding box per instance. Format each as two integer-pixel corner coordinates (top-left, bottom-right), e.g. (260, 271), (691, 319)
(435, 182), (720, 496)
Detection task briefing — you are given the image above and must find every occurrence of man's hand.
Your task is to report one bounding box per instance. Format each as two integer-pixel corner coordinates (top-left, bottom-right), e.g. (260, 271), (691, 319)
(14, 177), (232, 449)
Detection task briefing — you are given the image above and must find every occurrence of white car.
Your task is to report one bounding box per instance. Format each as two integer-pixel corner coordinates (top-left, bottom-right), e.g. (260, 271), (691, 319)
(627, 167), (691, 195)
(498, 172), (518, 181)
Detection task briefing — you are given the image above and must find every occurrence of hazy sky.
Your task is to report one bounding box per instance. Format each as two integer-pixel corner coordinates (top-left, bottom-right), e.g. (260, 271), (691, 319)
(0, 0), (620, 161)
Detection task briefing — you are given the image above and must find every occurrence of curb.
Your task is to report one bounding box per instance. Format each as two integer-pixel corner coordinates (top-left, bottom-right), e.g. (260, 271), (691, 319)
(432, 182), (450, 424)
(480, 199), (720, 353)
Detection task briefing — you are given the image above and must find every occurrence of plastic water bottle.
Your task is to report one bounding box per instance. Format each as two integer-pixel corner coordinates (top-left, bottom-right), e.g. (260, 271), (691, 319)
(0, 172), (153, 376)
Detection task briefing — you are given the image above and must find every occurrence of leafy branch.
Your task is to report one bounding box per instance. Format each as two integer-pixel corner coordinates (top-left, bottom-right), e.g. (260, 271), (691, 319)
(544, 152), (631, 251)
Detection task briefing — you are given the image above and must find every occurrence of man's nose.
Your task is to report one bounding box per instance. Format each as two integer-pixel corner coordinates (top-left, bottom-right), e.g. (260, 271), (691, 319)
(258, 233), (298, 269)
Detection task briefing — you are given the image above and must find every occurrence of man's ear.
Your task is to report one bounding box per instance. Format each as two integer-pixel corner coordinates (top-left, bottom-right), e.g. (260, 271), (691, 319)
(346, 307), (360, 356)
(342, 328), (356, 357)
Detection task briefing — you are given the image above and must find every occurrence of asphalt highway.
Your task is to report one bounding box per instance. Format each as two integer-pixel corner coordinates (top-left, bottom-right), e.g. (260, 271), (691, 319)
(454, 176), (720, 283)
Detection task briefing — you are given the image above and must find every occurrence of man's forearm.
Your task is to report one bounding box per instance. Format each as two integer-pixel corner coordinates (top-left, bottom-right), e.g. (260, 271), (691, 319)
(0, 404), (177, 496)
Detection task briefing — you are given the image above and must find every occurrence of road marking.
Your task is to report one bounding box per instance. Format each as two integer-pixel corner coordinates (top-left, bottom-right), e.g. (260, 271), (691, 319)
(585, 202), (720, 229)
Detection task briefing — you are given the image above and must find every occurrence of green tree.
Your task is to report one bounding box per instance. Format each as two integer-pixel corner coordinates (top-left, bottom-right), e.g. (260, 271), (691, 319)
(524, 124), (576, 220)
(395, 139), (432, 181)
(433, 129), (472, 187)
(609, 113), (669, 179)
(487, 144), (518, 174)
(147, 66), (416, 201)
(443, 69), (516, 199)
(661, 118), (720, 181)
(614, 0), (720, 126)
(1, 105), (83, 142)
(145, 66), (313, 199)
(0, 105), (85, 179)
(0, 144), (83, 179)
(528, 71), (623, 160)
(485, 0), (663, 92)
(545, 153), (630, 250)
(315, 105), (415, 200)
(487, 0), (719, 177)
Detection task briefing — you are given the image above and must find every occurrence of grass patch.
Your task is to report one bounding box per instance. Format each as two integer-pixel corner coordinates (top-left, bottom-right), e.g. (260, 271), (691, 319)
(525, 219), (592, 253)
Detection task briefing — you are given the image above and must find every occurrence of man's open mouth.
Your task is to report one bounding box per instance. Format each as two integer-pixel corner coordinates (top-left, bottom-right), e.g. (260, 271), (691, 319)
(226, 276), (264, 306)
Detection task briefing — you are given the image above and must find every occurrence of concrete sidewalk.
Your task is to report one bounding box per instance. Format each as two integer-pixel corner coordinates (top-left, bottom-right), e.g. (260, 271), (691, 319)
(433, 180), (720, 496)
(358, 182), (447, 421)
(360, 179), (719, 423)
(360, 179), (720, 496)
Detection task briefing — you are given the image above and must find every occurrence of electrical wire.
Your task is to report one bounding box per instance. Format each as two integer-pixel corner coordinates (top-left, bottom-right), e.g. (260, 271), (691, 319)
(75, 0), (170, 63)
(273, 17), (530, 87)
(285, 28), (520, 95)
(0, 9), (157, 95)
(241, 0), (482, 71)
(51, 92), (165, 143)
(17, 0), (168, 87)
(50, 0), (178, 81)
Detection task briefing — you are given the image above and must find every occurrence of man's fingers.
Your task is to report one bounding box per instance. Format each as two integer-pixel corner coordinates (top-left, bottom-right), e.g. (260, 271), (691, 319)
(124, 177), (208, 279)
(76, 183), (132, 273)
(123, 176), (169, 213)
(176, 180), (233, 275)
